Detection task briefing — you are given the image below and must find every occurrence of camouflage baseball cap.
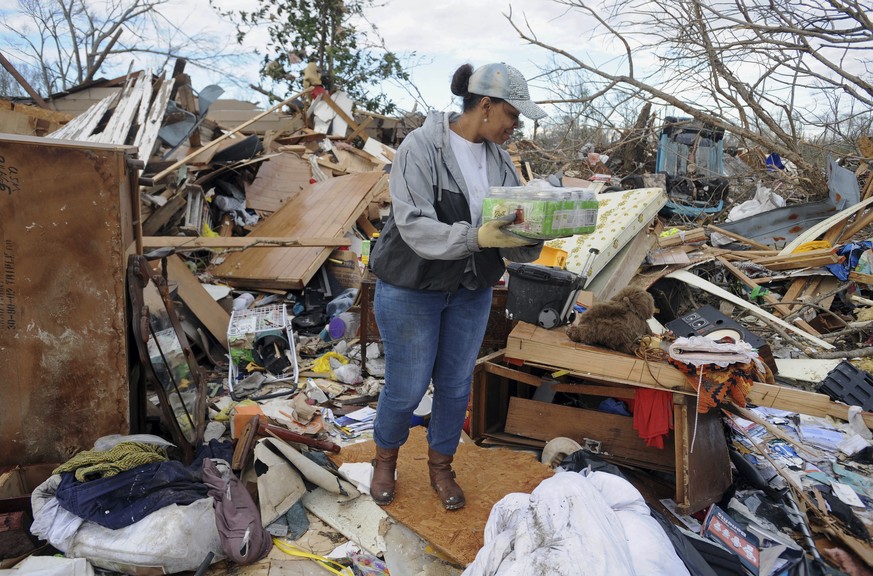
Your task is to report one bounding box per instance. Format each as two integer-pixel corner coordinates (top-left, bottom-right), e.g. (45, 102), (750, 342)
(468, 63), (547, 120)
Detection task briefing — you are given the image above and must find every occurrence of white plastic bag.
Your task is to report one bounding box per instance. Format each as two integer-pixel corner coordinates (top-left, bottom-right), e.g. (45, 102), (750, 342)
(711, 182), (785, 246)
(31, 475), (223, 574)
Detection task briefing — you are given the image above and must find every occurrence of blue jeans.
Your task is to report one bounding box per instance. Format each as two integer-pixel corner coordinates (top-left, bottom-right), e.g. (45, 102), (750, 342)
(373, 280), (492, 455)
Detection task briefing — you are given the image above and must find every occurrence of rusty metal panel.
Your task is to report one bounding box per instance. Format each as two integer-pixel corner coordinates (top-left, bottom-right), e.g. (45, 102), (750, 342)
(0, 134), (135, 466)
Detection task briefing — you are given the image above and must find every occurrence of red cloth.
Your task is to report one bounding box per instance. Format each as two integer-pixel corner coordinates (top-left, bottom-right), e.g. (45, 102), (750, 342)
(632, 388), (674, 449)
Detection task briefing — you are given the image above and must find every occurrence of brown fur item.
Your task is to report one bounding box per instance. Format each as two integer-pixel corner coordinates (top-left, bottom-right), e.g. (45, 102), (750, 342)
(566, 286), (655, 355)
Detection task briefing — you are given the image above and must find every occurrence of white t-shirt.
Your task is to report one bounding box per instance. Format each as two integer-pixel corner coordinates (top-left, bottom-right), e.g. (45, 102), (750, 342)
(449, 130), (489, 226)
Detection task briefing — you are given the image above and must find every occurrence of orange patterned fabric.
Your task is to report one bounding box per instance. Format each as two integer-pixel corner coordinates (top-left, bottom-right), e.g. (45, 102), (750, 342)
(668, 359), (773, 414)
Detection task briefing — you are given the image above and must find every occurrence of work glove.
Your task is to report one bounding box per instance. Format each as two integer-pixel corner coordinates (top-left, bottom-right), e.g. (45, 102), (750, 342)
(477, 213), (537, 249)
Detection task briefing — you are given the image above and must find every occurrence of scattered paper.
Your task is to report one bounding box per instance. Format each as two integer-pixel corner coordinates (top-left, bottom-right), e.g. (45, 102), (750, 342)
(831, 481), (865, 508)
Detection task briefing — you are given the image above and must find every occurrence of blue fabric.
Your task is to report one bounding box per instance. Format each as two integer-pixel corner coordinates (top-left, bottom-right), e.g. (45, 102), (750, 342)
(373, 279), (492, 455)
(55, 461), (208, 529)
(54, 440), (232, 529)
(598, 397), (632, 416)
(825, 241), (872, 281)
(765, 153), (785, 171)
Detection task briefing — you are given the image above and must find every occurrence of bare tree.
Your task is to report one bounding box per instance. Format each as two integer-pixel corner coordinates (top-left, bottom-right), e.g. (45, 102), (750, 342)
(508, 0), (873, 194)
(0, 61), (42, 98)
(1, 0), (248, 95)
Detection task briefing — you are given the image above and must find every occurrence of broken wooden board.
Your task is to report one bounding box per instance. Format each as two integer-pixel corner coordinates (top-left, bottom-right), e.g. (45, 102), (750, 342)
(164, 255), (229, 349)
(142, 236), (350, 250)
(505, 322), (690, 391)
(547, 187), (667, 288)
(666, 269), (834, 349)
(0, 102), (72, 136)
(47, 72), (174, 168)
(748, 381), (873, 428)
(330, 426), (552, 567)
(245, 152), (313, 214)
(212, 172), (385, 290)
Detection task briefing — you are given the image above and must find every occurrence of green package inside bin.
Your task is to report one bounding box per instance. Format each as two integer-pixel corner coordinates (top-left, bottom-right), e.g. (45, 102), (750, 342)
(482, 185), (598, 239)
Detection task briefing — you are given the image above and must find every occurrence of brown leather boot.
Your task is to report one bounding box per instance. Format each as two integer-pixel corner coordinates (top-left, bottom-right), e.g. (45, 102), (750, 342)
(428, 447), (465, 510)
(370, 446), (399, 505)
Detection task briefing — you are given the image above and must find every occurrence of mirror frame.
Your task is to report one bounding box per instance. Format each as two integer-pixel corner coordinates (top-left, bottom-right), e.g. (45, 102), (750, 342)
(127, 253), (206, 463)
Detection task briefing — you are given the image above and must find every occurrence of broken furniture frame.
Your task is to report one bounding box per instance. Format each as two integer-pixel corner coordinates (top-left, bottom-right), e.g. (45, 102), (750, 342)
(471, 356), (732, 514)
(231, 414), (341, 473)
(127, 253), (207, 463)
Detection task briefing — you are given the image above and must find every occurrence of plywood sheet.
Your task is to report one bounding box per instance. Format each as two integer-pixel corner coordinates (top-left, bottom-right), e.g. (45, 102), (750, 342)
(547, 187), (667, 288)
(246, 152), (313, 214)
(506, 322), (690, 391)
(0, 134), (134, 466)
(212, 172), (385, 290)
(330, 426), (552, 567)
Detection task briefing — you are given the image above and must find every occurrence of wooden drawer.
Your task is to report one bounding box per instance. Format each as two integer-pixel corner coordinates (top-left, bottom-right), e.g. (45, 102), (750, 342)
(472, 359), (731, 513)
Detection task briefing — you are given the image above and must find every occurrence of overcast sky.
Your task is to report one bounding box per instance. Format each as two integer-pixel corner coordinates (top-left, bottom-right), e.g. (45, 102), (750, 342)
(171, 0), (604, 114)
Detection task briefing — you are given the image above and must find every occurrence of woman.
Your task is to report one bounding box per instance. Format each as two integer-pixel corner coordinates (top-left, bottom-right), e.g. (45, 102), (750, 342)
(368, 62), (546, 510)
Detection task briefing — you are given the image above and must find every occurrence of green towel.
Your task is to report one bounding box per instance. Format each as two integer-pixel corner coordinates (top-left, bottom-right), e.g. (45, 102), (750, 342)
(53, 441), (168, 481)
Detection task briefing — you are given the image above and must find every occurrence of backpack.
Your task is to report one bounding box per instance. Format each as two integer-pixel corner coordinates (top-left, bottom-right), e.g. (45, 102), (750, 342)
(202, 458), (272, 564)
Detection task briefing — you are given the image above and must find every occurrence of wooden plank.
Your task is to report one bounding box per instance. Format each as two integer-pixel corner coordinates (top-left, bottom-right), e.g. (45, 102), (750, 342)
(147, 87), (312, 185)
(244, 152), (312, 214)
(505, 322), (690, 391)
(753, 248), (836, 265)
(748, 381), (873, 428)
(142, 236), (349, 250)
(356, 214), (378, 238)
(321, 92), (361, 136)
(658, 227), (706, 248)
(345, 115), (372, 143)
(674, 397), (732, 513)
(764, 254), (840, 271)
(211, 172), (384, 289)
(164, 255), (229, 349)
(141, 193), (186, 236)
(135, 75), (174, 168)
(706, 225), (771, 250)
(717, 256), (821, 336)
(47, 92), (118, 141)
(504, 397), (676, 472)
(482, 360), (637, 398)
(100, 74), (146, 145)
(850, 271), (873, 285)
(840, 206), (873, 240)
(666, 270), (834, 349)
(0, 51), (48, 108)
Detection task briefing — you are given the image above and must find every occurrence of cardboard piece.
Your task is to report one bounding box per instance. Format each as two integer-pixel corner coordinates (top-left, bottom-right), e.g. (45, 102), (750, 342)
(0, 135), (134, 466)
(330, 426), (552, 567)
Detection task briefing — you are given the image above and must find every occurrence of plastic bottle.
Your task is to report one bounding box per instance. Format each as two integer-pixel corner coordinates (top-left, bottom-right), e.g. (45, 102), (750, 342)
(232, 292), (255, 311)
(328, 311), (361, 340)
(368, 233), (379, 267)
(325, 287), (358, 318)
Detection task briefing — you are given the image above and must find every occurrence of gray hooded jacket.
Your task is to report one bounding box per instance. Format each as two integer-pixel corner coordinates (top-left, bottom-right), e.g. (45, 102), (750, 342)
(370, 111), (542, 291)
